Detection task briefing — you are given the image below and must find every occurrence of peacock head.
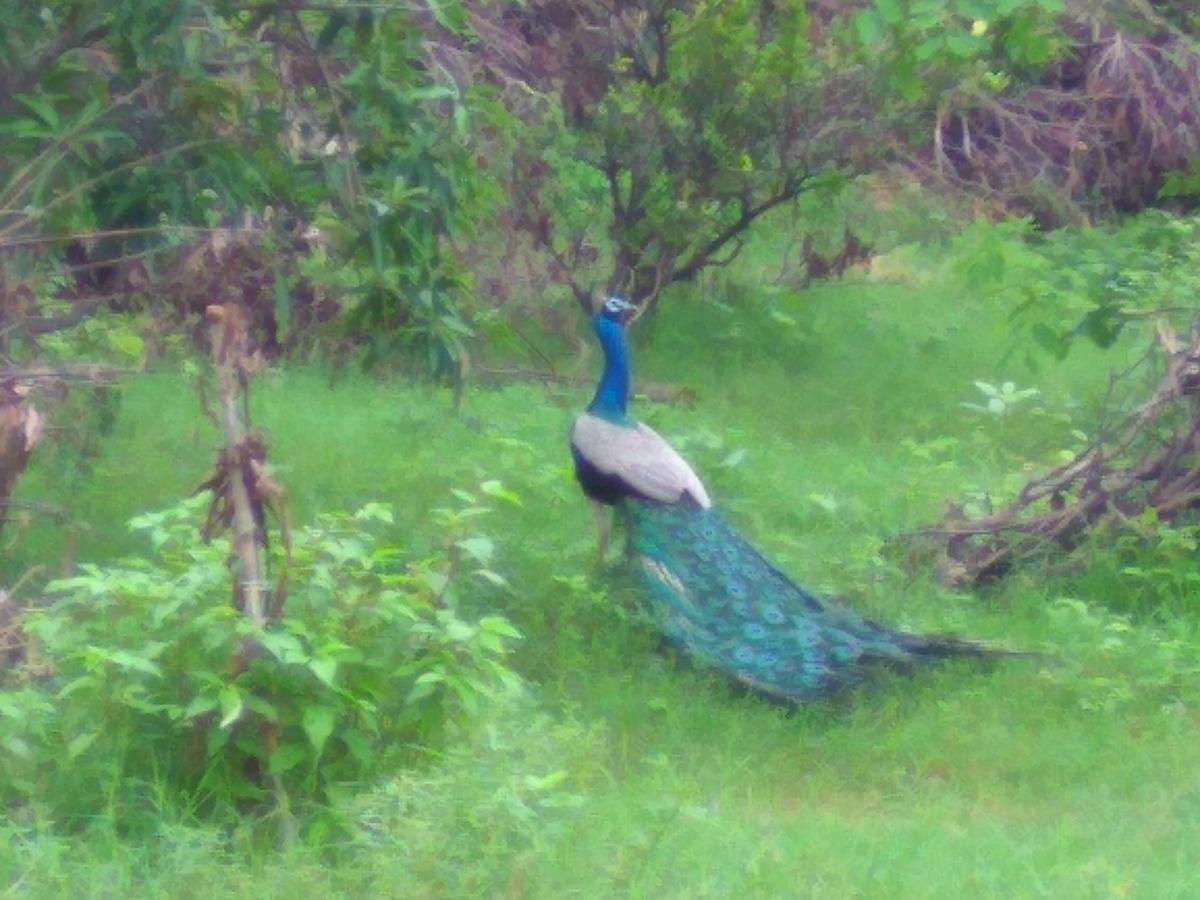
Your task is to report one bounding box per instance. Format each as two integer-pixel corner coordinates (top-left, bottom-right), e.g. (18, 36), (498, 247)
(597, 294), (633, 326)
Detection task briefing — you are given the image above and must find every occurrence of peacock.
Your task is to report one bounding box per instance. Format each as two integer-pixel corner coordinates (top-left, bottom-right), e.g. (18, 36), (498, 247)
(570, 294), (1018, 703)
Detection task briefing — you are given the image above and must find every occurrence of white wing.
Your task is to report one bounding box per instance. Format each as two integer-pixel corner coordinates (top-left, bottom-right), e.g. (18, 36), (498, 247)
(572, 413), (712, 508)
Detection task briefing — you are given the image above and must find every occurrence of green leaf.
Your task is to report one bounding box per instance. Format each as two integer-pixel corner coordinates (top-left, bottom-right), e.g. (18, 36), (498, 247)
(103, 648), (163, 678)
(206, 726), (231, 756)
(1031, 322), (1065, 357)
(15, 94), (60, 128)
(480, 480), (522, 505)
(874, 0), (903, 25)
(524, 770), (568, 791)
(407, 670), (444, 703)
(268, 742), (308, 775)
(245, 695), (279, 721)
(425, 0), (467, 33)
(302, 705), (336, 755)
(355, 502), (394, 523)
(915, 37), (946, 61)
(184, 695), (220, 719)
(67, 731), (99, 761)
(3, 737), (33, 760)
(341, 727), (374, 765)
(308, 658), (338, 688)
(218, 686), (243, 730)
(0, 697), (25, 722)
(457, 536), (494, 564)
(108, 331), (144, 361)
(57, 675), (98, 700)
(945, 32), (983, 58)
(721, 448), (748, 469)
(480, 616), (522, 640)
(261, 630), (308, 664)
(475, 569), (511, 589)
(910, 0), (947, 27)
(419, 570), (449, 596)
(809, 493), (839, 513)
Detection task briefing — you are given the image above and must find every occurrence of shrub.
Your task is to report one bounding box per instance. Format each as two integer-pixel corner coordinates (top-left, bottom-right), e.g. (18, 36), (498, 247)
(0, 489), (521, 828)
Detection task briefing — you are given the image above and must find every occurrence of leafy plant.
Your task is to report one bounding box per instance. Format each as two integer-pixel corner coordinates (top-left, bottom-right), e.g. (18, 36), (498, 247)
(961, 379), (1040, 418)
(1110, 512), (1200, 618)
(469, 0), (875, 313)
(1159, 159), (1200, 204)
(851, 0), (1068, 104)
(1039, 596), (1196, 713)
(946, 212), (1200, 359)
(307, 9), (484, 379)
(1, 1), (488, 380)
(2, 487), (522, 825)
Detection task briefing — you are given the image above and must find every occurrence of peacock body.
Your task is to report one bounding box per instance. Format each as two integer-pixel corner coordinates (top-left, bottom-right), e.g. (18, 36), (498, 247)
(570, 295), (1010, 702)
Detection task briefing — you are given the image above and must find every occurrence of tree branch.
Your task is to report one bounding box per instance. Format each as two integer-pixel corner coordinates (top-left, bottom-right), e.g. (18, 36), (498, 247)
(669, 174), (811, 286)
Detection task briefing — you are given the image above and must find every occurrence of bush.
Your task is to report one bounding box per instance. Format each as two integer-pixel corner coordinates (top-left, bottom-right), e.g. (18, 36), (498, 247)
(0, 490), (521, 828)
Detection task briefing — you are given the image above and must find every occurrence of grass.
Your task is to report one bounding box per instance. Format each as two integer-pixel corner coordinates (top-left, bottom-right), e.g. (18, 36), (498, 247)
(4, 223), (1200, 898)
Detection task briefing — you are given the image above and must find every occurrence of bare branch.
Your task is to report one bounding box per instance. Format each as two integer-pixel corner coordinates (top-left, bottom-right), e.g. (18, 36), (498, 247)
(670, 175), (811, 287)
(906, 325), (1200, 586)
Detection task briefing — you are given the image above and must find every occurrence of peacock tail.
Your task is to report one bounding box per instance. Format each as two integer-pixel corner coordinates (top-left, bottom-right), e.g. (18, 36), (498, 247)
(626, 499), (1006, 701)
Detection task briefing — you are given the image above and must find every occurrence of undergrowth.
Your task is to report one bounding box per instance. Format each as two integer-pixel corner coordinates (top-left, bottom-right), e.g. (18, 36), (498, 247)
(4, 211), (1200, 897)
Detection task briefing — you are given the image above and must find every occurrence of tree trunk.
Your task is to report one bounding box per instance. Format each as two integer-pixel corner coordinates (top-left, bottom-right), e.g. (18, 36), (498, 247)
(0, 381), (43, 543)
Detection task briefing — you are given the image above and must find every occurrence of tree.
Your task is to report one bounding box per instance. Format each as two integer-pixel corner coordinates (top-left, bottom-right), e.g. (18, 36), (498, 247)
(457, 0), (879, 314)
(0, 0), (479, 372)
(849, 0), (1200, 224)
(0, 0), (483, 563)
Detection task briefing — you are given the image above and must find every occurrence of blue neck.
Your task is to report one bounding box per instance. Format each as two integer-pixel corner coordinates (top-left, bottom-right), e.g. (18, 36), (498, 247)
(588, 315), (630, 422)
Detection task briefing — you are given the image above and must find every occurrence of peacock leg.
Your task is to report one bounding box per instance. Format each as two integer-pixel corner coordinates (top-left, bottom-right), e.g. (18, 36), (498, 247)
(620, 503), (636, 561)
(590, 499), (612, 564)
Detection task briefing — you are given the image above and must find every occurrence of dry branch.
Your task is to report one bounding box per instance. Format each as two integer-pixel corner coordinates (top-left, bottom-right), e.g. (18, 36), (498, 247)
(0, 381), (43, 544)
(912, 25), (1200, 224)
(202, 304), (275, 628)
(908, 323), (1200, 586)
(0, 364), (129, 383)
(198, 303), (294, 840)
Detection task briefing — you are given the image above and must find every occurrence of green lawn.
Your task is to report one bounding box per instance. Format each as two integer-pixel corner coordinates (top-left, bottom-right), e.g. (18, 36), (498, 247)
(4, 237), (1199, 898)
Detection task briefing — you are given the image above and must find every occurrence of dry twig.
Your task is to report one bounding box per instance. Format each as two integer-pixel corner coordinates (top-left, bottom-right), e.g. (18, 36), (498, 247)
(908, 324), (1200, 586)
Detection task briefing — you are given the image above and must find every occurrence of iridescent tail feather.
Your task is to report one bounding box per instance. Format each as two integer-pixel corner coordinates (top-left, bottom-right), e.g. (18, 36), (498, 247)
(626, 500), (1021, 702)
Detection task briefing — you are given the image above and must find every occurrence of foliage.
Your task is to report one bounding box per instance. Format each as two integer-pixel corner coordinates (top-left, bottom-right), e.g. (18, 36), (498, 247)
(851, 0), (1069, 104)
(849, 0), (1200, 223)
(0, 0), (484, 376)
(3, 328), (1200, 894)
(302, 9), (482, 378)
(1109, 515), (1200, 618)
(1159, 157), (1200, 203)
(4, 220), (1200, 890)
(961, 379), (1041, 419)
(944, 211), (1200, 359)
(587, 0), (824, 305)
(458, 0), (1200, 328)
(0, 490), (521, 823)
(463, 0), (876, 313)
(341, 709), (600, 892)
